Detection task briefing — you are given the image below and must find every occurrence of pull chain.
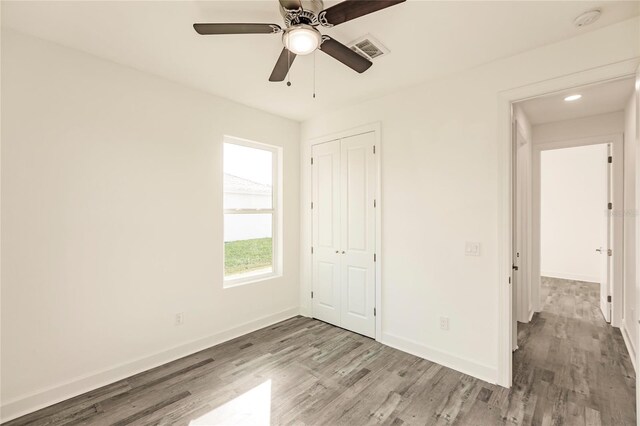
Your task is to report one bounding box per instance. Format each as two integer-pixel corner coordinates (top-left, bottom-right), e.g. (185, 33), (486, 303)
(313, 50), (316, 98)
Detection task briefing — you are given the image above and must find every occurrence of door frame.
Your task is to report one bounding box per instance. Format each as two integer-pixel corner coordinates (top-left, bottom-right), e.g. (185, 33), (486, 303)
(497, 58), (639, 387)
(531, 135), (623, 323)
(302, 122), (382, 339)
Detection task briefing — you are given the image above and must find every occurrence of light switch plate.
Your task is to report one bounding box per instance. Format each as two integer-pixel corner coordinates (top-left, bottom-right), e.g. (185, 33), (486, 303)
(439, 317), (450, 330)
(465, 242), (481, 256)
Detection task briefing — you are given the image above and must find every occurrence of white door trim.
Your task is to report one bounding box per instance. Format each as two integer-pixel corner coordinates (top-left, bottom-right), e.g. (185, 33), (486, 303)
(302, 122), (382, 340)
(497, 58), (639, 387)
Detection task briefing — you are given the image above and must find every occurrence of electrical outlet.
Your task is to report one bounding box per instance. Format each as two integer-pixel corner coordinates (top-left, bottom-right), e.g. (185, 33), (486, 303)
(439, 317), (450, 331)
(175, 312), (184, 326)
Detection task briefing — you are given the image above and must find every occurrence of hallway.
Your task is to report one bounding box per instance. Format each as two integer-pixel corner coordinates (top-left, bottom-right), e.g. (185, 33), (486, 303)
(515, 277), (636, 424)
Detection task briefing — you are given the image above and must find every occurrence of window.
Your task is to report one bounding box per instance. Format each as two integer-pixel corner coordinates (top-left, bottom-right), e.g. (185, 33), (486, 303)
(223, 137), (281, 286)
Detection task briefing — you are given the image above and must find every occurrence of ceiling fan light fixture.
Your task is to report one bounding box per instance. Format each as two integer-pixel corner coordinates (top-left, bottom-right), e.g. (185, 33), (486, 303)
(283, 25), (321, 55)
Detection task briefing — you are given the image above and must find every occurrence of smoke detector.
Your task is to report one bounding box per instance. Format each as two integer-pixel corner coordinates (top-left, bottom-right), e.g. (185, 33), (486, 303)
(573, 9), (601, 27)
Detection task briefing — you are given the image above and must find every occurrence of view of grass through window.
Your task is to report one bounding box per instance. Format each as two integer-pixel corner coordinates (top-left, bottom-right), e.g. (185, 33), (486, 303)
(223, 140), (275, 281)
(224, 237), (273, 276)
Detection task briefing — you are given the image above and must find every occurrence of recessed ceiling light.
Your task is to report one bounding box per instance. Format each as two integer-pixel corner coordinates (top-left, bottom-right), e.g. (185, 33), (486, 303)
(564, 94), (582, 102)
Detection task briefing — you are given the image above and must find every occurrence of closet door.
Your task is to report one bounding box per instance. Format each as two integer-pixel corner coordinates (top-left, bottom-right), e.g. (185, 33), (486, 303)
(340, 132), (376, 338)
(311, 140), (341, 326)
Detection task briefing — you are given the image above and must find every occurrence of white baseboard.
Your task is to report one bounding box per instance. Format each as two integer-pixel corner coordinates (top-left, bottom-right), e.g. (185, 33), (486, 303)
(0, 307), (300, 423)
(298, 306), (311, 318)
(540, 271), (599, 283)
(380, 332), (498, 385)
(621, 322), (637, 372)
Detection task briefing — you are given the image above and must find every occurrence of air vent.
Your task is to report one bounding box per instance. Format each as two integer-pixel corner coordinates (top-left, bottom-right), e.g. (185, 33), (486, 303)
(348, 34), (389, 60)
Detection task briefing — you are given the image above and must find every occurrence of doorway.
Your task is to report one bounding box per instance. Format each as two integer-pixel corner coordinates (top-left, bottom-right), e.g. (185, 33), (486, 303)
(506, 76), (637, 419)
(538, 142), (612, 321)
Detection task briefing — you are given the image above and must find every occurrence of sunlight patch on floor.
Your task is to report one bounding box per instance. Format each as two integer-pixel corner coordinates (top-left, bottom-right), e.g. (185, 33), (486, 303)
(189, 380), (272, 426)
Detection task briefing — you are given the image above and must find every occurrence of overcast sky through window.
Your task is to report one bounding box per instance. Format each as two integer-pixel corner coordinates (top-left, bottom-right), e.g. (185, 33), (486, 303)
(224, 142), (273, 187)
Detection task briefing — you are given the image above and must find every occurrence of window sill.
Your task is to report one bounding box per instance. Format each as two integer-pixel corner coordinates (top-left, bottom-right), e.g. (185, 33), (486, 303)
(223, 270), (281, 288)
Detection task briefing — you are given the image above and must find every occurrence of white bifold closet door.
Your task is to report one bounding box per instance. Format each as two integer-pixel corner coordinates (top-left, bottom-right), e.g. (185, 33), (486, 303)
(312, 132), (376, 338)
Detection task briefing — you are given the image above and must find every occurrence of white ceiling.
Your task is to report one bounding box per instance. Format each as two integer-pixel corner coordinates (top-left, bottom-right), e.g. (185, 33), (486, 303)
(2, 1), (639, 121)
(517, 77), (635, 125)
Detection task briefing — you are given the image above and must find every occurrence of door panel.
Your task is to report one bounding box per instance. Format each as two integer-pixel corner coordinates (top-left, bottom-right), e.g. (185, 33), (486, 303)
(600, 143), (612, 322)
(512, 120), (519, 350)
(346, 266), (368, 317)
(515, 125), (531, 324)
(312, 140), (341, 326)
(317, 157), (337, 249)
(340, 132), (376, 338)
(317, 261), (339, 308)
(345, 147), (368, 251)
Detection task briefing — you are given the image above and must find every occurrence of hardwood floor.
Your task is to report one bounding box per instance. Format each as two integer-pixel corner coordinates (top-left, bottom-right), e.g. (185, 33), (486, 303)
(5, 277), (636, 425)
(513, 277), (636, 425)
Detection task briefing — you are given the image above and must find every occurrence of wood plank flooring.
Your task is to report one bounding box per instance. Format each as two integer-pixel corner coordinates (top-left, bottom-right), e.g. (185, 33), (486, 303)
(5, 277), (635, 425)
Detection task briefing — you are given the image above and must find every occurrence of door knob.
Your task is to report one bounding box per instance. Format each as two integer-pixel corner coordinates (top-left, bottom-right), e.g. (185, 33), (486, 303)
(335, 250), (339, 254)
(342, 251), (346, 254)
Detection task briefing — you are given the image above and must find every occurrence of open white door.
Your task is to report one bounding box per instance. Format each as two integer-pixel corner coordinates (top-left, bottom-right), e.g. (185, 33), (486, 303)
(634, 63), (640, 421)
(599, 143), (612, 323)
(339, 132), (376, 338)
(511, 119), (519, 351)
(311, 140), (341, 327)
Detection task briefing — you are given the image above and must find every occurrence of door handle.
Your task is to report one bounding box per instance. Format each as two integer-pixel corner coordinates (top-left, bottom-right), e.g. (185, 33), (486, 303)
(512, 264), (519, 271)
(596, 248), (603, 253)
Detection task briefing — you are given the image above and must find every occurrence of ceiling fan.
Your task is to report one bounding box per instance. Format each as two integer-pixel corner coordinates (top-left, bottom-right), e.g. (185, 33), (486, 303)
(193, 0), (405, 82)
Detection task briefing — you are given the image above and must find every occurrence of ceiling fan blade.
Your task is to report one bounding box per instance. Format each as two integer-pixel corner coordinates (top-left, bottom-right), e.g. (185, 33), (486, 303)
(269, 48), (297, 82)
(279, 0), (302, 11)
(193, 23), (281, 35)
(319, 0), (405, 26)
(319, 36), (372, 74)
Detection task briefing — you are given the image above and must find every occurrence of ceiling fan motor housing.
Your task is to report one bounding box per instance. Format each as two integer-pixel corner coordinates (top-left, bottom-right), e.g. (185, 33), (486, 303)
(280, 0), (324, 27)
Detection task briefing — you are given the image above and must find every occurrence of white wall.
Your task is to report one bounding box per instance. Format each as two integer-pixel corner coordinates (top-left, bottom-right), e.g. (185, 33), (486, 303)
(0, 30), (300, 421)
(300, 17), (640, 384)
(624, 90), (638, 362)
(533, 111), (625, 144)
(224, 213), (272, 242)
(223, 193), (272, 242)
(539, 145), (606, 282)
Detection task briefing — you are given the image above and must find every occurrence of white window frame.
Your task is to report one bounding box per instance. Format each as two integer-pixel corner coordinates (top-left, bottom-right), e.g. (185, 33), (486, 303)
(222, 135), (282, 288)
